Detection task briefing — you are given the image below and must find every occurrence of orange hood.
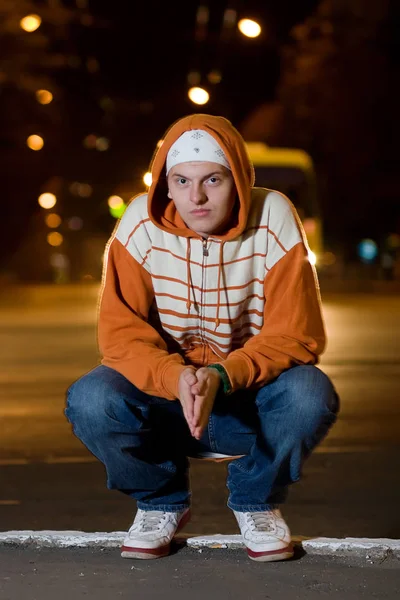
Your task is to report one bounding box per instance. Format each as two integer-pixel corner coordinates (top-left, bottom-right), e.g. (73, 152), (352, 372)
(147, 114), (255, 241)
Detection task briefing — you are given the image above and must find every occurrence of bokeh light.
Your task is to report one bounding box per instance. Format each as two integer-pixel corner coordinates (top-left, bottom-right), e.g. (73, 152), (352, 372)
(188, 87), (209, 105)
(69, 182), (93, 197)
(107, 196), (126, 218)
(187, 71), (201, 86)
(50, 253), (69, 268)
(238, 18), (261, 38)
(358, 239), (378, 263)
(45, 213), (62, 228)
(308, 250), (317, 266)
(36, 90), (53, 105)
(67, 217), (83, 231)
(27, 135), (44, 150)
(47, 232), (63, 247)
(110, 204), (126, 219)
(38, 193), (57, 209)
(207, 70), (222, 84)
(20, 15), (42, 32)
(83, 134), (97, 149)
(96, 137), (110, 151)
(107, 195), (124, 209)
(387, 233), (400, 249)
(143, 172), (152, 187)
(321, 252), (336, 266)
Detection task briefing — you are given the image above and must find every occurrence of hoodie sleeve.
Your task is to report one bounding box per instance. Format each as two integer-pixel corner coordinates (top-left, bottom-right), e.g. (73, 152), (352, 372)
(98, 237), (187, 400)
(220, 203), (326, 392)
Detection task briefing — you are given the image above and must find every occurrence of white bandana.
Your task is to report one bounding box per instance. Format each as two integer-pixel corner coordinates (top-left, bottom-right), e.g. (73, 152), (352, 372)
(166, 130), (231, 175)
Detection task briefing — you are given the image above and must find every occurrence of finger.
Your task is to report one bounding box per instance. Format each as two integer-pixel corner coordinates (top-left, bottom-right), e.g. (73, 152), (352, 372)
(191, 381), (206, 396)
(181, 395), (194, 426)
(183, 371), (198, 386)
(193, 394), (206, 425)
(185, 398), (194, 426)
(192, 425), (204, 440)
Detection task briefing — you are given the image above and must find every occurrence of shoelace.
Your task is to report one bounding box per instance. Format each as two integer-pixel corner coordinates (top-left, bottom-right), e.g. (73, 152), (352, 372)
(132, 511), (167, 533)
(247, 512), (275, 532)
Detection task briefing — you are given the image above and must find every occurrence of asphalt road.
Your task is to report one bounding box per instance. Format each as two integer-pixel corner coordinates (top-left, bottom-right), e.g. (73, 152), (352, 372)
(1, 284), (399, 538)
(1, 547), (399, 600)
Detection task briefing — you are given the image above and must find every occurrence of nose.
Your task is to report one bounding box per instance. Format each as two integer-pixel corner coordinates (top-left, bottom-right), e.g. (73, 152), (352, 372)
(190, 182), (207, 205)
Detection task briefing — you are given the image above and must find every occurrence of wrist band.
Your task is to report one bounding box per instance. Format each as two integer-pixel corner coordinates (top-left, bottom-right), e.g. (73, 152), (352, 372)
(208, 363), (232, 395)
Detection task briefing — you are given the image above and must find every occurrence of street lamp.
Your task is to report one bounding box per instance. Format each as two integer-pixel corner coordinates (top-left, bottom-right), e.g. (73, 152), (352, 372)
(238, 18), (261, 38)
(188, 87), (209, 105)
(20, 15), (42, 32)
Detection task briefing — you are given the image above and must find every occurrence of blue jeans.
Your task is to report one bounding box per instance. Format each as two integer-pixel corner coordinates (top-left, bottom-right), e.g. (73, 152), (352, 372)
(65, 364), (339, 512)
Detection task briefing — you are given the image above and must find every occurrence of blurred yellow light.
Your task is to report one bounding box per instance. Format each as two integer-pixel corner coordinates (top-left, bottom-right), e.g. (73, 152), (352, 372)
(308, 250), (317, 266)
(45, 213), (61, 228)
(96, 137), (109, 151)
(107, 195), (124, 209)
(322, 252), (336, 266)
(207, 70), (222, 84)
(238, 18), (261, 38)
(47, 232), (63, 247)
(27, 135), (44, 150)
(187, 70), (201, 86)
(36, 89), (53, 105)
(143, 172), (152, 187)
(188, 87), (209, 105)
(38, 193), (57, 209)
(20, 14), (42, 32)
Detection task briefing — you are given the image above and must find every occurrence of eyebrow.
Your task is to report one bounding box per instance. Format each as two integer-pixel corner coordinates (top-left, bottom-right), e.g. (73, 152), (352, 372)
(171, 171), (224, 180)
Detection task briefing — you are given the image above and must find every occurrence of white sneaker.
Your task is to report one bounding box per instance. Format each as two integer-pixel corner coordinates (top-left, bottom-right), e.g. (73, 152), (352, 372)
(121, 508), (191, 559)
(233, 508), (294, 562)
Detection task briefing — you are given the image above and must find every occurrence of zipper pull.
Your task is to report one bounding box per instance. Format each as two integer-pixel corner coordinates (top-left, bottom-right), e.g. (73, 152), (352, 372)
(202, 239), (209, 257)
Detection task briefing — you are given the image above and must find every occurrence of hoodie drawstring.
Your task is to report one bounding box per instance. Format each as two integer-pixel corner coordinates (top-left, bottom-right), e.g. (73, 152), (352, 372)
(186, 238), (192, 314)
(215, 241), (225, 331)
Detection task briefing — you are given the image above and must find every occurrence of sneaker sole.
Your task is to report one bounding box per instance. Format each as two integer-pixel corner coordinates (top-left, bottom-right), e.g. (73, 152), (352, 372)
(121, 509), (191, 560)
(247, 543), (294, 562)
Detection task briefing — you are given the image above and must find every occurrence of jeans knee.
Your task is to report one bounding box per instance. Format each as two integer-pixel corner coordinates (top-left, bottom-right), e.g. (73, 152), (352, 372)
(257, 365), (339, 431)
(65, 366), (133, 431)
(288, 366), (339, 429)
(66, 373), (105, 429)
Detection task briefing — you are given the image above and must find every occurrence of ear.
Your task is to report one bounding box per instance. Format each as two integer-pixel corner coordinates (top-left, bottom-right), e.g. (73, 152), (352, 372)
(167, 190), (172, 199)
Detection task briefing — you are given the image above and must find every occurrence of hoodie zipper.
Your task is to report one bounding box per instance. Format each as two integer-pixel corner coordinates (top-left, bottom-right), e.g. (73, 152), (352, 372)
(200, 238), (210, 363)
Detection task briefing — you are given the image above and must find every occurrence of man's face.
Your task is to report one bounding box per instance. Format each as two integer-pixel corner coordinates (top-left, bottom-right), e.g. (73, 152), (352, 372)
(167, 161), (236, 237)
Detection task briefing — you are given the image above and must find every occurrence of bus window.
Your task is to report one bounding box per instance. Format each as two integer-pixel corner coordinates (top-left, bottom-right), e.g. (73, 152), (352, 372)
(253, 166), (310, 219)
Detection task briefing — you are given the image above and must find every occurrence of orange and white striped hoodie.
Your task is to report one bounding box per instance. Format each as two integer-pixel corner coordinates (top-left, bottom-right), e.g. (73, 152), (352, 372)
(98, 114), (326, 400)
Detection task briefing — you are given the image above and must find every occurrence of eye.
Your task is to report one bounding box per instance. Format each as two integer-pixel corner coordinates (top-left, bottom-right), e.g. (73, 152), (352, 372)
(177, 177), (187, 185)
(208, 176), (220, 184)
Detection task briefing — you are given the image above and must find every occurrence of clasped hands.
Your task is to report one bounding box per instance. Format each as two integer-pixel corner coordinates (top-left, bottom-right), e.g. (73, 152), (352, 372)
(178, 367), (221, 440)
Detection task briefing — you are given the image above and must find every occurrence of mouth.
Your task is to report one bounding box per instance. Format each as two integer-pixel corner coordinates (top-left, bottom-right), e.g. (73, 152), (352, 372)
(190, 209), (210, 216)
